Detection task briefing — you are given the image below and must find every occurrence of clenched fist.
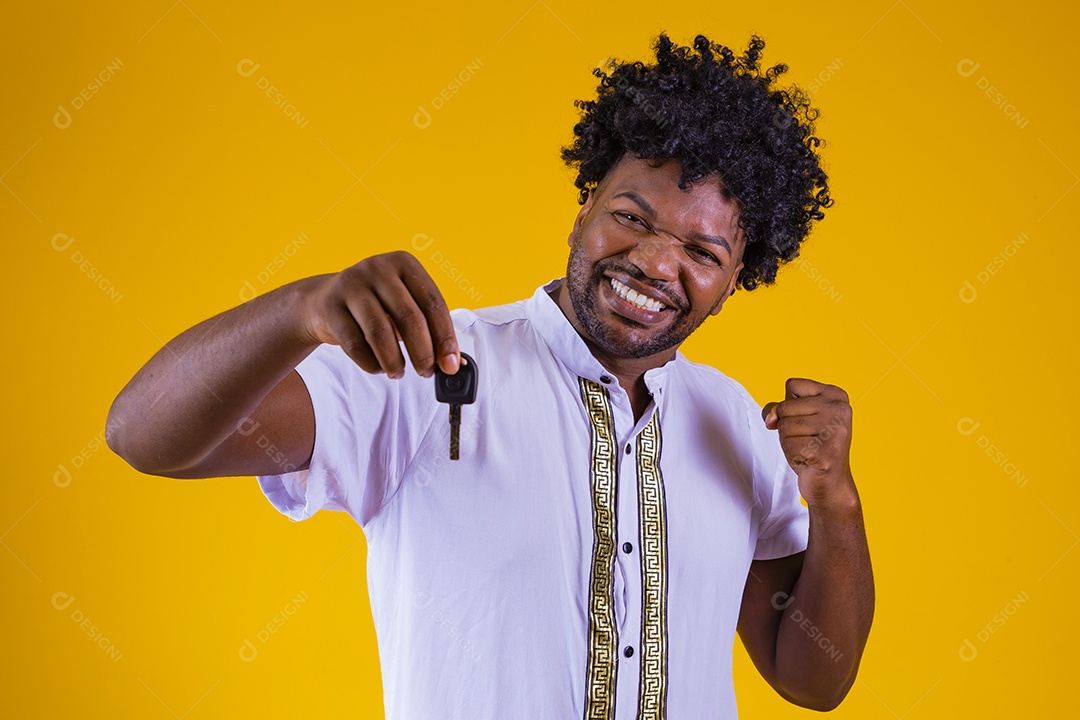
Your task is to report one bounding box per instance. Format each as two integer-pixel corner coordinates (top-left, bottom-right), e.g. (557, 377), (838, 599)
(762, 378), (858, 511)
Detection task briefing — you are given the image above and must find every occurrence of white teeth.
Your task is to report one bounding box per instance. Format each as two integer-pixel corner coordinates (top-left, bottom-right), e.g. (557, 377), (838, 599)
(609, 278), (666, 312)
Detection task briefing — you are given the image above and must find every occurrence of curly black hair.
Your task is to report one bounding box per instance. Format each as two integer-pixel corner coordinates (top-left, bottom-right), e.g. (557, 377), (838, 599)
(560, 33), (833, 291)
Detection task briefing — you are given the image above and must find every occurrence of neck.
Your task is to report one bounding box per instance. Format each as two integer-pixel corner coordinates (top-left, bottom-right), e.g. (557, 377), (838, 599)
(550, 282), (674, 420)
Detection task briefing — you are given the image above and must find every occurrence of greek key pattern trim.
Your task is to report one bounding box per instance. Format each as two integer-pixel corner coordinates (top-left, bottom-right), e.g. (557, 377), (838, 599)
(579, 377), (619, 720)
(636, 412), (668, 720)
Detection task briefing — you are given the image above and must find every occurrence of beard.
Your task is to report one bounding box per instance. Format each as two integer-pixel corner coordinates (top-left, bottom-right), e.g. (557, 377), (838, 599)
(564, 234), (715, 360)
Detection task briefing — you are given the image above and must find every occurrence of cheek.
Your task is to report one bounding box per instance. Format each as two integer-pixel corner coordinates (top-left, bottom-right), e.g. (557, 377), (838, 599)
(684, 268), (732, 308)
(588, 219), (638, 253)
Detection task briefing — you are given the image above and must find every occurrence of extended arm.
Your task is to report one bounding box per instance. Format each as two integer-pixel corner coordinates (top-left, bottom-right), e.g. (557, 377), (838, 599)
(106, 252), (460, 478)
(106, 274), (323, 477)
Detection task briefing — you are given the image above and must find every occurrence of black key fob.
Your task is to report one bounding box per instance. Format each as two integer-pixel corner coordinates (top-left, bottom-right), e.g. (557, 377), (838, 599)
(435, 352), (478, 405)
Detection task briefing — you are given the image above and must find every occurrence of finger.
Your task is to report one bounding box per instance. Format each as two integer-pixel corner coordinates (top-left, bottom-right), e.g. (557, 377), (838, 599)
(323, 305), (381, 373)
(762, 401), (780, 429)
(371, 274), (439, 378)
(776, 425), (830, 440)
(779, 435), (820, 467)
(785, 377), (826, 400)
(764, 396), (821, 428)
(345, 292), (408, 378)
(772, 396), (823, 419)
(774, 413), (823, 436)
(399, 261), (460, 375)
(767, 379), (828, 427)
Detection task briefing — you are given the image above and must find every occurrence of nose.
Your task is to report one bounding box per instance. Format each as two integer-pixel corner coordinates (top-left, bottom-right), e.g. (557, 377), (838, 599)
(626, 233), (680, 282)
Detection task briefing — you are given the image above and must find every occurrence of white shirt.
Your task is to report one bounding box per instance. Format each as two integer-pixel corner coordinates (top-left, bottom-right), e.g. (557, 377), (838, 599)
(258, 278), (809, 719)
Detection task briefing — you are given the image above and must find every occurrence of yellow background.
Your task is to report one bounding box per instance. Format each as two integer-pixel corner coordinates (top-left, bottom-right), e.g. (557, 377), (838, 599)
(3, 0), (1075, 717)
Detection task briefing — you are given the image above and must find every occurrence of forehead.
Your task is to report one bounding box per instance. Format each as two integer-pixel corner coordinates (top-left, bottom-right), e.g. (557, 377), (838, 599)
(598, 155), (743, 240)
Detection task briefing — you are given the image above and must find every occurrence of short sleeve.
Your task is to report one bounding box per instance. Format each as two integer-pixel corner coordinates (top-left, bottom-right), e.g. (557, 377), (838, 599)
(256, 343), (435, 530)
(747, 400), (810, 561)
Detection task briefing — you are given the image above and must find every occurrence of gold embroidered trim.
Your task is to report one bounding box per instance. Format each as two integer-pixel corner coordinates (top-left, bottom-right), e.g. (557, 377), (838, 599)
(579, 378), (619, 720)
(636, 412), (668, 719)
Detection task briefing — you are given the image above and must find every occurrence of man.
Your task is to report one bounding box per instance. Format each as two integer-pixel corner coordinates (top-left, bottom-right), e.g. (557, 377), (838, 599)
(108, 33), (873, 718)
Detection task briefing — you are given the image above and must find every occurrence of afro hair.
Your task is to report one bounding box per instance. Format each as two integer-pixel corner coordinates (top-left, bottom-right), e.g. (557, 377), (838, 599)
(560, 33), (834, 291)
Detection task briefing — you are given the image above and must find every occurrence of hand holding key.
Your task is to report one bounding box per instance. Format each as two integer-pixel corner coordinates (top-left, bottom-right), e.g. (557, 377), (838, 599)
(297, 251), (460, 379)
(435, 352), (477, 460)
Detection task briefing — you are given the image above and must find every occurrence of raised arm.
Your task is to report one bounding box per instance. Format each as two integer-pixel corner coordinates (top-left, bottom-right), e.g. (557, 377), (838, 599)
(106, 251), (461, 479)
(736, 378), (874, 711)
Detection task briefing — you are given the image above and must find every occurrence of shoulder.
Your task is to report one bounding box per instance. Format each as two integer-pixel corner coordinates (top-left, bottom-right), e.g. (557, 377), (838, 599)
(448, 297), (540, 355)
(450, 296), (529, 332)
(671, 353), (763, 419)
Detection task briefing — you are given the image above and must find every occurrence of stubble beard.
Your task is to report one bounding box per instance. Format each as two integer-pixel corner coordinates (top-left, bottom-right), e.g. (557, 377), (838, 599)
(564, 236), (712, 360)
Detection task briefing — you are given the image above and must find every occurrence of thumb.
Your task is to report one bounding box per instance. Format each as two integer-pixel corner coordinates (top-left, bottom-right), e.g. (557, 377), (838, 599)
(762, 401), (780, 430)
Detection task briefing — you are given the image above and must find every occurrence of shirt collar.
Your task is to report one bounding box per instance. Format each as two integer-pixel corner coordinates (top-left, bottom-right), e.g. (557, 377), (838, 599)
(525, 278), (676, 393)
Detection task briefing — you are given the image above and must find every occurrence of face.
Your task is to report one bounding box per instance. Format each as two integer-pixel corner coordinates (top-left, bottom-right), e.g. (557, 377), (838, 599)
(562, 154), (746, 361)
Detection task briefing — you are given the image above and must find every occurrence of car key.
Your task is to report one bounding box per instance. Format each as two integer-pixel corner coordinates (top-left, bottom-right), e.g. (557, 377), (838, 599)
(434, 352), (478, 460)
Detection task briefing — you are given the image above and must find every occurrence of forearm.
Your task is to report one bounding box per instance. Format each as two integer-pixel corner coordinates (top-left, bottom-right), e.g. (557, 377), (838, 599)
(774, 483), (874, 710)
(106, 275), (328, 473)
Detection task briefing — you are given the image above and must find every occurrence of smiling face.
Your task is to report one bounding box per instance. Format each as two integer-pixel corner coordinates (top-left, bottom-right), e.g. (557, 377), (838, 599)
(560, 154), (746, 362)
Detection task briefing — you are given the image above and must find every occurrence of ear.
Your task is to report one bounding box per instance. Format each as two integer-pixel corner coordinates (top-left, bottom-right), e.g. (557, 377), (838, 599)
(710, 262), (744, 316)
(568, 189), (595, 246)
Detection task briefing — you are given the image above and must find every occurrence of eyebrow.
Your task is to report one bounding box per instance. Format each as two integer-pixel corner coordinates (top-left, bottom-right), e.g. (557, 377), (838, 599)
(611, 190), (733, 255)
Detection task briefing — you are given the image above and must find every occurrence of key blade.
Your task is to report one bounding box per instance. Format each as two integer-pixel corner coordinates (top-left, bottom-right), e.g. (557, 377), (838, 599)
(449, 403), (461, 461)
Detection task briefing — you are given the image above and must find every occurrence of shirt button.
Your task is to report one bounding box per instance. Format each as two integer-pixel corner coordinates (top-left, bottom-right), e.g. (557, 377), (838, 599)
(622, 542), (633, 553)
(625, 444), (631, 455)
(623, 646), (635, 658)
(600, 375), (613, 384)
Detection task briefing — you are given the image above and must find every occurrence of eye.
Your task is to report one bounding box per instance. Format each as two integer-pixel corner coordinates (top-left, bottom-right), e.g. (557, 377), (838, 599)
(612, 211), (648, 229)
(686, 245), (721, 266)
